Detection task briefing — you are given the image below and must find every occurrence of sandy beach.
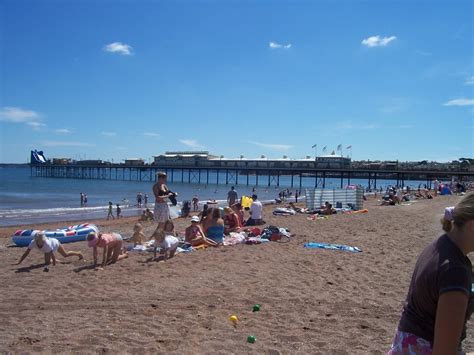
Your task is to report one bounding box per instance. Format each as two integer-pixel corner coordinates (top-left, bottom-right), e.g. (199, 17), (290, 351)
(1, 196), (472, 354)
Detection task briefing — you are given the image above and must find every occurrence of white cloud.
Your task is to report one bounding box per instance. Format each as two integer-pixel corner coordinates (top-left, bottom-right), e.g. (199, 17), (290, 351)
(27, 122), (46, 130)
(55, 128), (72, 134)
(179, 139), (205, 149)
(249, 141), (293, 151)
(103, 42), (133, 55)
(41, 140), (95, 147)
(361, 35), (397, 47)
(0, 106), (41, 123)
(143, 132), (160, 137)
(101, 131), (117, 137)
(0, 106), (45, 129)
(269, 41), (292, 49)
(443, 98), (474, 106)
(465, 76), (474, 85)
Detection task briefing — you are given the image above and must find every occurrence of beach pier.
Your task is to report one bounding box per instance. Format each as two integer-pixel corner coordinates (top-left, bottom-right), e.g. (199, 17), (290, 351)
(30, 161), (473, 190)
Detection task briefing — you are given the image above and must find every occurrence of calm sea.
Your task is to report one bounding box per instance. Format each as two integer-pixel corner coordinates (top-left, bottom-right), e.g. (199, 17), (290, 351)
(0, 166), (426, 227)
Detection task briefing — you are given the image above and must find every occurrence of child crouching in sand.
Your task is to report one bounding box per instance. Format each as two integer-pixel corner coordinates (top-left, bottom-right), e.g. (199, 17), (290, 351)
(14, 233), (83, 272)
(129, 223), (146, 246)
(152, 220), (179, 261)
(87, 232), (128, 269)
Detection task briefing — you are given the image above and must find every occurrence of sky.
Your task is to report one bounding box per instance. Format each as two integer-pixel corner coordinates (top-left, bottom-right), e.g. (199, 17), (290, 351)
(0, 0), (473, 163)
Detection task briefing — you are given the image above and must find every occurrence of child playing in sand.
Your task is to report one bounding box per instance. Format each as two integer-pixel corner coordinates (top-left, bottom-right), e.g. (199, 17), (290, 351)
(129, 223), (146, 246)
(87, 232), (128, 269)
(152, 220), (179, 261)
(14, 233), (83, 272)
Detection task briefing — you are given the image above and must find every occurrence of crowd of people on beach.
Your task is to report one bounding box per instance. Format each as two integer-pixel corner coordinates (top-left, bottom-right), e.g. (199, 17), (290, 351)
(12, 169), (474, 353)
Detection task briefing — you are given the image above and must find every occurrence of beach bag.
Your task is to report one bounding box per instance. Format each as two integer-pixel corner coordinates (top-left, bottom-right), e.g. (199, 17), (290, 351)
(261, 226), (281, 241)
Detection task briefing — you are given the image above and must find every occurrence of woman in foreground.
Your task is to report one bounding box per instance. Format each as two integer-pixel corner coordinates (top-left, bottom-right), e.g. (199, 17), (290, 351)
(389, 192), (474, 354)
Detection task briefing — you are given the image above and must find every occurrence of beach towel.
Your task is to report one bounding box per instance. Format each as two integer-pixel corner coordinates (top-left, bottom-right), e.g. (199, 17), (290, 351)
(304, 242), (362, 253)
(223, 232), (247, 246)
(127, 240), (155, 252)
(344, 209), (368, 215)
(273, 208), (296, 216)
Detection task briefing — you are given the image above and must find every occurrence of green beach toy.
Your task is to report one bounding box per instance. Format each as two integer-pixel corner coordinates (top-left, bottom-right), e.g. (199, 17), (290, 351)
(252, 304), (261, 312)
(247, 335), (256, 344)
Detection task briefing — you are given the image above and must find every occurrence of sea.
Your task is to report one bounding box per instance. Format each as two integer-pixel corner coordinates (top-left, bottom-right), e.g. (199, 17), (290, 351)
(0, 166), (428, 227)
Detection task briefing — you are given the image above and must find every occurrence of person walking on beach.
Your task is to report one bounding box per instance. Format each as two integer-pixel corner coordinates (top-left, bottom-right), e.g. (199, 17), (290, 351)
(227, 186), (238, 206)
(144, 194), (148, 207)
(106, 201), (115, 220)
(192, 195), (199, 211)
(83, 193), (88, 207)
(80, 192), (84, 207)
(434, 179), (440, 196)
(116, 204), (121, 219)
(137, 192), (142, 208)
(388, 193), (474, 354)
(14, 233), (83, 272)
(152, 172), (173, 233)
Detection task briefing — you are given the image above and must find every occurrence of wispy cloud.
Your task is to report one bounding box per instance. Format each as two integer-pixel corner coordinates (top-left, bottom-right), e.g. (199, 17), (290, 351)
(179, 139), (205, 149)
(249, 141), (293, 151)
(41, 140), (95, 147)
(361, 35), (397, 47)
(443, 98), (474, 107)
(27, 122), (46, 130)
(269, 41), (292, 49)
(0, 106), (43, 126)
(465, 76), (474, 85)
(55, 128), (72, 134)
(101, 131), (117, 137)
(103, 42), (133, 55)
(143, 132), (160, 137)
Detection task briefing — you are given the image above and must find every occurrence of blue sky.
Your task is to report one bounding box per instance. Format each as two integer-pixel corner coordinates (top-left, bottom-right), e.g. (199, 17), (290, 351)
(1, 0), (473, 163)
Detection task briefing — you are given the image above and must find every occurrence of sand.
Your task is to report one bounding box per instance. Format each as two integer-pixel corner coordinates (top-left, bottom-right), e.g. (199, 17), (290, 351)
(0, 196), (473, 354)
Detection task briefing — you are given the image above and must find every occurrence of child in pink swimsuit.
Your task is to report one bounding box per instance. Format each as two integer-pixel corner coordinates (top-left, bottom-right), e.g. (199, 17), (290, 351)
(87, 232), (128, 269)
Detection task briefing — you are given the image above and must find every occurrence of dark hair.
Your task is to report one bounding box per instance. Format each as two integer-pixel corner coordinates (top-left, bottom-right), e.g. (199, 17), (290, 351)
(231, 186), (235, 190)
(212, 208), (221, 220)
(252, 194), (258, 200)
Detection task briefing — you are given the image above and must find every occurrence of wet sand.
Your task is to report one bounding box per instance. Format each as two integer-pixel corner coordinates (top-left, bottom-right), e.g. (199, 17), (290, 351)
(1, 196), (472, 354)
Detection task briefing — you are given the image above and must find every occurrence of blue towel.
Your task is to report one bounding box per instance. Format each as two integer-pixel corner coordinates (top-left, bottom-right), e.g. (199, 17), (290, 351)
(304, 242), (362, 253)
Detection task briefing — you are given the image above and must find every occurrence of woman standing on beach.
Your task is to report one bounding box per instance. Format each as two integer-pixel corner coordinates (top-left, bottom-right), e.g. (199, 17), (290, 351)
(152, 172), (173, 232)
(389, 193), (474, 354)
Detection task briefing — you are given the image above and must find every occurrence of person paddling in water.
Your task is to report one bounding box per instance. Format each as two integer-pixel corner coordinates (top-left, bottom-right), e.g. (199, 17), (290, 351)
(152, 172), (175, 233)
